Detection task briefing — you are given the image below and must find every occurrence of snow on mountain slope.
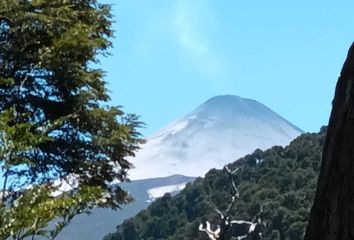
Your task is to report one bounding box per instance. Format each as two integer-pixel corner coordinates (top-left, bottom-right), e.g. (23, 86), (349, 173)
(147, 182), (187, 201)
(129, 95), (303, 180)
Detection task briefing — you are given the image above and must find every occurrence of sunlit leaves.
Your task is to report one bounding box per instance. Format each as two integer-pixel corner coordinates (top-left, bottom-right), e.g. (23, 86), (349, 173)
(0, 185), (109, 239)
(0, 0), (143, 239)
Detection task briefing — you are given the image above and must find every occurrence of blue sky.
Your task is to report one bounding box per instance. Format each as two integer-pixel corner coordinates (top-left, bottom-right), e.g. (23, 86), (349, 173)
(99, 0), (354, 136)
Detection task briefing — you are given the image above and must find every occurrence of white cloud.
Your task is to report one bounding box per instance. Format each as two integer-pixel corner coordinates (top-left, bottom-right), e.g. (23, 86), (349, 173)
(173, 0), (224, 78)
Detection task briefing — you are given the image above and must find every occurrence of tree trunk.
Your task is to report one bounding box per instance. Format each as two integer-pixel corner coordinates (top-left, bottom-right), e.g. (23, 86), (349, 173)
(304, 42), (354, 240)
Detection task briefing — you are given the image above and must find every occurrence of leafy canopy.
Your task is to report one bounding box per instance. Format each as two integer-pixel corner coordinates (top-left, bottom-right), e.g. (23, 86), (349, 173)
(0, 1), (143, 239)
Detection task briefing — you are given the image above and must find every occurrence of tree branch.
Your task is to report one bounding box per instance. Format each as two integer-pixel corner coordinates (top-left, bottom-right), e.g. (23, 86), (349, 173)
(199, 165), (264, 240)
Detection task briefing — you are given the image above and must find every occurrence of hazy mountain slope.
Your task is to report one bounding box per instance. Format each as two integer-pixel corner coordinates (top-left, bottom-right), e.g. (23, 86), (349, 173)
(104, 128), (326, 240)
(129, 95), (303, 180)
(55, 175), (195, 240)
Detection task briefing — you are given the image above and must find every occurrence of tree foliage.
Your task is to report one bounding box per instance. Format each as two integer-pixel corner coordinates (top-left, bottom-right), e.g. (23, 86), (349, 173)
(0, 1), (143, 239)
(104, 129), (326, 240)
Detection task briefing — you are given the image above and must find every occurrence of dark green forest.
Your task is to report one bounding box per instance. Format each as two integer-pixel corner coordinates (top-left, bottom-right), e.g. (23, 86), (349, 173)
(104, 128), (326, 240)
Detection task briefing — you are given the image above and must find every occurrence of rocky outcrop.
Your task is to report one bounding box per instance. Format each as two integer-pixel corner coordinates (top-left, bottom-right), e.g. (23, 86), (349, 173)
(304, 43), (354, 240)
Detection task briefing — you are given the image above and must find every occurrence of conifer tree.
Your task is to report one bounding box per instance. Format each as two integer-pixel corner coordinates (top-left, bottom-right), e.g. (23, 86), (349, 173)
(0, 1), (143, 239)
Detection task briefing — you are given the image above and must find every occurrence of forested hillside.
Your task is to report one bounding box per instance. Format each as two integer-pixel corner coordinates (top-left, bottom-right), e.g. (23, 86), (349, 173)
(104, 128), (326, 240)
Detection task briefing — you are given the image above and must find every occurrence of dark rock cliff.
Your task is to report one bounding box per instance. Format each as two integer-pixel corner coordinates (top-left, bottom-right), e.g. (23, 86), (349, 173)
(305, 43), (354, 240)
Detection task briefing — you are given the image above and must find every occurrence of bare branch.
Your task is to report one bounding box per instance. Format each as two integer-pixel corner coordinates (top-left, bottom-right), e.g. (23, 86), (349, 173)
(224, 165), (240, 215)
(199, 221), (220, 240)
(199, 165), (264, 240)
(215, 208), (224, 220)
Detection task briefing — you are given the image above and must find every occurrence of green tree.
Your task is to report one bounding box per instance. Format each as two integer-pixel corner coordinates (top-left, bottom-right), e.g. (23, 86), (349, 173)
(122, 221), (139, 240)
(0, 1), (143, 239)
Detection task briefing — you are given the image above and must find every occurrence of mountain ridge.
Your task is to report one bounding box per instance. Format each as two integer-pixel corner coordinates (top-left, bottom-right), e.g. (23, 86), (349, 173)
(129, 95), (303, 180)
(201, 95), (303, 133)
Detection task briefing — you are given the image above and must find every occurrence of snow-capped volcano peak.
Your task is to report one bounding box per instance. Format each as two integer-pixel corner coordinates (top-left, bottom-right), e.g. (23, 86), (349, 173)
(129, 95), (303, 180)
